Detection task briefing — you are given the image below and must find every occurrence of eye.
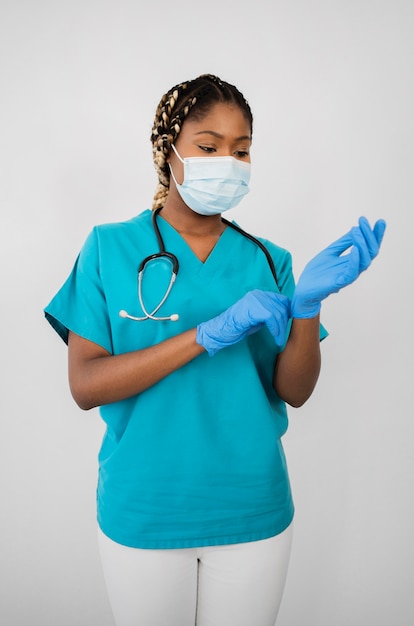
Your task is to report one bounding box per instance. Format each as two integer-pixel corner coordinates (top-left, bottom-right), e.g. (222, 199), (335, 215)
(234, 150), (250, 158)
(198, 145), (216, 153)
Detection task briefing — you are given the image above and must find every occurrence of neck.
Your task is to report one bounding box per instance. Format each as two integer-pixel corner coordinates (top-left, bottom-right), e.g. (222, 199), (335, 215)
(159, 198), (226, 237)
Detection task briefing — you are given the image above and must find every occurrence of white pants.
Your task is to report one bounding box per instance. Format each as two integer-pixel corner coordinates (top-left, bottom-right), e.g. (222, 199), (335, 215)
(98, 523), (293, 626)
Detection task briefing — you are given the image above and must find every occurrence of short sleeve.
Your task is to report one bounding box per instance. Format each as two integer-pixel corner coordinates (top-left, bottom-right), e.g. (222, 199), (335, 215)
(44, 228), (113, 353)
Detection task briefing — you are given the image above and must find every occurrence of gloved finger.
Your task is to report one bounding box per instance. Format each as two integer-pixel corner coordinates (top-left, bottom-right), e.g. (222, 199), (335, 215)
(239, 292), (276, 331)
(358, 216), (380, 259)
(251, 290), (290, 313)
(243, 322), (265, 338)
(268, 296), (289, 343)
(373, 219), (387, 247)
(336, 245), (361, 287)
(251, 291), (290, 345)
(264, 307), (289, 345)
(322, 231), (354, 258)
(350, 225), (372, 272)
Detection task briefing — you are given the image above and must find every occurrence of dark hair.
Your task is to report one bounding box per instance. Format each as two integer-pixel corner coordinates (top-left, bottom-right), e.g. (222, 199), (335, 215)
(150, 74), (253, 210)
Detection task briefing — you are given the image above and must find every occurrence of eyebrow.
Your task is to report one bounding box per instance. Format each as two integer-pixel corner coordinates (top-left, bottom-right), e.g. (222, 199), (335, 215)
(194, 130), (251, 141)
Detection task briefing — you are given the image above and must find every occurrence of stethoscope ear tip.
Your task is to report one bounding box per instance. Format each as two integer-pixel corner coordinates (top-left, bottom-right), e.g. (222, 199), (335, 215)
(119, 310), (128, 318)
(170, 313), (179, 321)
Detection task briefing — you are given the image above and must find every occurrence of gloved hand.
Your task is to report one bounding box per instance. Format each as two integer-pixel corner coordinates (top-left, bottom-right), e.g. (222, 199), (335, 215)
(291, 216), (386, 319)
(196, 289), (291, 356)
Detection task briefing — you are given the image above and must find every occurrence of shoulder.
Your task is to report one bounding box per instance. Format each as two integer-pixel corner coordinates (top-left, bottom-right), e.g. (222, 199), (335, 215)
(233, 223), (293, 267)
(226, 219), (292, 262)
(252, 235), (294, 290)
(255, 235), (292, 261)
(83, 209), (153, 251)
(93, 209), (152, 238)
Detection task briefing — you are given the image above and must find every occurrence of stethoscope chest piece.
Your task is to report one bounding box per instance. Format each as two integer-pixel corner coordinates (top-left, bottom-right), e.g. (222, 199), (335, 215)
(119, 210), (180, 322)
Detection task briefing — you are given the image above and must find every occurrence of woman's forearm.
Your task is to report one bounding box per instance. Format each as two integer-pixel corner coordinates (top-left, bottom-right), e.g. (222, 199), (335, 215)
(273, 316), (321, 407)
(69, 313), (321, 411)
(68, 329), (205, 410)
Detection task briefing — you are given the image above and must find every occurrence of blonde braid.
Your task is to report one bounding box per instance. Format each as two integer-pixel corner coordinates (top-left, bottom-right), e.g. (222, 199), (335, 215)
(150, 82), (197, 210)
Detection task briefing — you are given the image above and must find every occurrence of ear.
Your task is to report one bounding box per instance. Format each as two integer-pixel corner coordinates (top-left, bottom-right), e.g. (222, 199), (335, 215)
(166, 144), (177, 165)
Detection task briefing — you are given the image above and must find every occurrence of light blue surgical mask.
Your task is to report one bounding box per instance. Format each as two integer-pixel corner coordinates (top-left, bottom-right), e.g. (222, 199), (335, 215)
(169, 144), (251, 216)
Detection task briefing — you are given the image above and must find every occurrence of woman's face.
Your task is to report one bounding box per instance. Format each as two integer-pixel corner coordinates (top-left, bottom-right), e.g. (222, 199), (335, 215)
(168, 102), (252, 185)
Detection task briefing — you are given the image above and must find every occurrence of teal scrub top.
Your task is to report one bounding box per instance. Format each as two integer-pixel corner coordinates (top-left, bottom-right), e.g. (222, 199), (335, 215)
(44, 209), (328, 549)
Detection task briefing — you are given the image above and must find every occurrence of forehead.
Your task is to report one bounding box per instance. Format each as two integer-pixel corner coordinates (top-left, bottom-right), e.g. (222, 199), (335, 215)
(182, 102), (251, 139)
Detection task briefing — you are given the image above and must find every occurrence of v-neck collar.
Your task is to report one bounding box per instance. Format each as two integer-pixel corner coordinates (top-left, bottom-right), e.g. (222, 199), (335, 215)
(155, 212), (239, 282)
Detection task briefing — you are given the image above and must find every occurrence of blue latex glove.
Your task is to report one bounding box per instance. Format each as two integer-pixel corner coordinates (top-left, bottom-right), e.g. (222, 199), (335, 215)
(291, 216), (386, 319)
(196, 290), (291, 356)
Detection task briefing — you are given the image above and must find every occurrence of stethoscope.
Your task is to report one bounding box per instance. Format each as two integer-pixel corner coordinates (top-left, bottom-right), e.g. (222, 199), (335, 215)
(119, 207), (279, 322)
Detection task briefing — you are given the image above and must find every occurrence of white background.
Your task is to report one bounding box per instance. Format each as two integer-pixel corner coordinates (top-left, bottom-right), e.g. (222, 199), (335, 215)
(1, 1), (413, 624)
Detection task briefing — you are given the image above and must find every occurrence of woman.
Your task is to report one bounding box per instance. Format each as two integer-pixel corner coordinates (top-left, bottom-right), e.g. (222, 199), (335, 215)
(44, 74), (385, 626)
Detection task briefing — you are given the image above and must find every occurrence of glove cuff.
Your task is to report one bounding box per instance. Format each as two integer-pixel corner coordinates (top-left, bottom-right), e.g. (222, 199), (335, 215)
(196, 324), (218, 357)
(291, 296), (321, 319)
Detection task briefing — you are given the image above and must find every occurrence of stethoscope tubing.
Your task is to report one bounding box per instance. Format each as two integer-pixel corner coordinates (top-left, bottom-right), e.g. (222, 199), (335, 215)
(137, 267), (178, 320)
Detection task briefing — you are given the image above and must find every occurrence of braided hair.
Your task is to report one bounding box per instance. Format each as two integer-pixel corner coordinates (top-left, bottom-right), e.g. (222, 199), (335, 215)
(150, 74), (253, 210)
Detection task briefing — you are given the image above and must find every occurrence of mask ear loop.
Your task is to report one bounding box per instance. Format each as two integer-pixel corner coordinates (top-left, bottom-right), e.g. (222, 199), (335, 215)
(168, 162), (180, 188)
(168, 144), (184, 188)
(171, 144), (184, 162)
